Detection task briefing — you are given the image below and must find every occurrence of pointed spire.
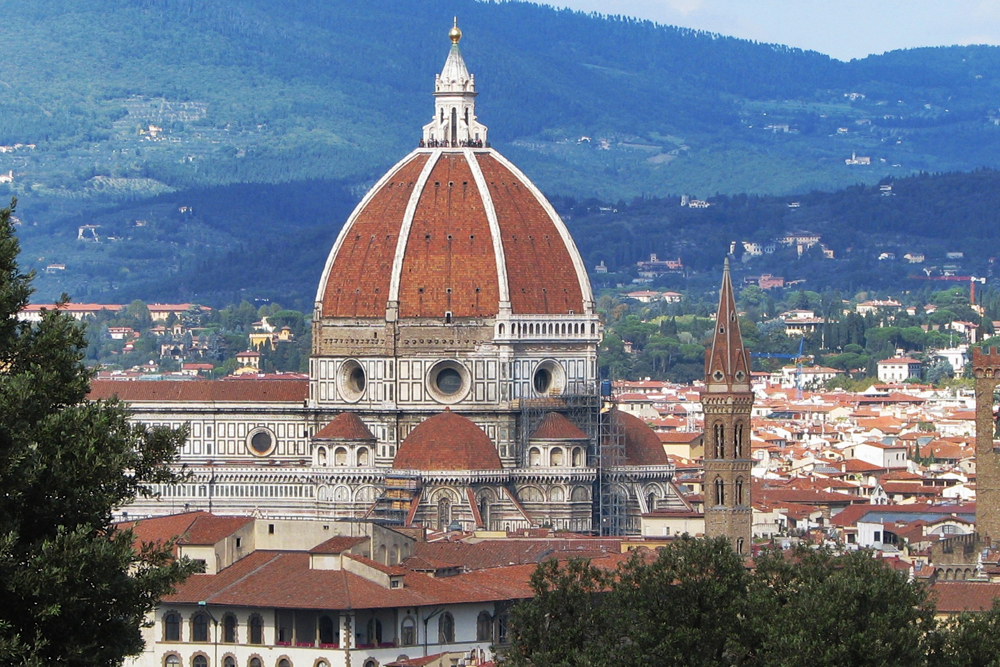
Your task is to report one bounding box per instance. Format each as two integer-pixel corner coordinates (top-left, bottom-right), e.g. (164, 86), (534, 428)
(705, 257), (751, 390)
(421, 19), (488, 148)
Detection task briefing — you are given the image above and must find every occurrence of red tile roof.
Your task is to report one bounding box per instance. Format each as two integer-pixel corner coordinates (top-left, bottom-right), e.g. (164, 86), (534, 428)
(314, 412), (376, 441)
(932, 582), (1000, 614)
(612, 410), (670, 466)
(393, 410), (502, 471)
(309, 536), (369, 554)
(529, 412), (588, 440)
(89, 379), (308, 403)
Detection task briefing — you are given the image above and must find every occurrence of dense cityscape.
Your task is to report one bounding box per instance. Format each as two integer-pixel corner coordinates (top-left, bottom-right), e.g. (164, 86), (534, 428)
(9, 4), (1000, 667)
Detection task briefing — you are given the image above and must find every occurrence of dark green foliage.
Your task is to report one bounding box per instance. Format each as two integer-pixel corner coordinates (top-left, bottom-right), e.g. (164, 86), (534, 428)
(0, 199), (197, 665)
(504, 539), (987, 667)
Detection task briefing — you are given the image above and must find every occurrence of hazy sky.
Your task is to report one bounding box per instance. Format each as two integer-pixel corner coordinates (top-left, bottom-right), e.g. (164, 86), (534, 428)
(546, 0), (1000, 61)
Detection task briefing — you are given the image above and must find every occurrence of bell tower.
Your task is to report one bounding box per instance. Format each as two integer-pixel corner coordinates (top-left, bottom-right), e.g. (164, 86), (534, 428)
(701, 258), (753, 554)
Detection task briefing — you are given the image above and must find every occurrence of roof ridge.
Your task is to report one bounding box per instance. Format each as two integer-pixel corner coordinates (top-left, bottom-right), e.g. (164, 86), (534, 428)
(199, 551), (284, 604)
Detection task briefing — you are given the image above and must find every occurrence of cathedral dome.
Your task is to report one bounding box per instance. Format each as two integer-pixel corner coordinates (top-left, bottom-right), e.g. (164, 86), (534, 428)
(313, 412), (376, 441)
(315, 22), (592, 322)
(612, 410), (670, 467)
(393, 410), (502, 471)
(316, 150), (592, 320)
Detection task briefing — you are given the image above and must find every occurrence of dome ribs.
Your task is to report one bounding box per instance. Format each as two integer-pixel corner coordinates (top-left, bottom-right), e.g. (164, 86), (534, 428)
(321, 154), (429, 318)
(476, 154), (584, 315)
(398, 153), (499, 319)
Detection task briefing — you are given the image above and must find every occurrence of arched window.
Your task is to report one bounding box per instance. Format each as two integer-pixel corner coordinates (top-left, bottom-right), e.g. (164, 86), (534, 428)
(164, 655), (181, 667)
(550, 447), (564, 466)
(317, 447), (328, 466)
(477, 611), (492, 641)
(222, 613), (237, 643)
(319, 615), (337, 646)
(735, 477), (744, 506)
(528, 448), (541, 466)
(390, 544), (400, 565)
(401, 617), (416, 646)
(478, 494), (491, 529)
(191, 612), (210, 642)
(249, 659), (262, 667)
(437, 496), (452, 530)
(498, 323), (505, 336)
(571, 486), (589, 501)
(163, 612), (180, 642)
(572, 447), (584, 467)
(737, 538), (745, 555)
(735, 423), (744, 456)
(647, 492), (656, 512)
(378, 544), (387, 564)
(193, 656), (208, 667)
(714, 423), (725, 458)
(439, 612), (455, 643)
(278, 659), (291, 667)
(714, 477), (725, 506)
(357, 447), (370, 467)
(223, 657), (236, 667)
(334, 447), (348, 466)
(549, 487), (564, 502)
(451, 107), (458, 144)
(249, 614), (264, 645)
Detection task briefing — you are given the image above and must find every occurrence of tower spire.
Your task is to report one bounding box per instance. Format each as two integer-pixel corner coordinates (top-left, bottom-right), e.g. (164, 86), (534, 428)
(705, 257), (750, 391)
(701, 257), (754, 555)
(421, 18), (488, 148)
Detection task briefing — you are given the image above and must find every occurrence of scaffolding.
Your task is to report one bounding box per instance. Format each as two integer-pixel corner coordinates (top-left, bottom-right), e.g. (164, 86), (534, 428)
(366, 473), (421, 525)
(515, 384), (627, 536)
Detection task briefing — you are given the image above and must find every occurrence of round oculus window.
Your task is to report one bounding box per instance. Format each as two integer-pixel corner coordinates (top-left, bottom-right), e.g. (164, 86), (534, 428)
(426, 360), (470, 404)
(338, 360), (367, 402)
(532, 360), (566, 396)
(436, 368), (464, 395)
(349, 366), (366, 393)
(533, 367), (552, 394)
(247, 428), (275, 456)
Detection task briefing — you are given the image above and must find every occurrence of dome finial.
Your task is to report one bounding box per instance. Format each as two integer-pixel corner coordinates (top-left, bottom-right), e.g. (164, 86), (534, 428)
(449, 17), (462, 44)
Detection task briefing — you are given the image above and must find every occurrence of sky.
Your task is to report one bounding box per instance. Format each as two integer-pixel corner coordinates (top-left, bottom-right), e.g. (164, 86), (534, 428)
(546, 0), (1000, 61)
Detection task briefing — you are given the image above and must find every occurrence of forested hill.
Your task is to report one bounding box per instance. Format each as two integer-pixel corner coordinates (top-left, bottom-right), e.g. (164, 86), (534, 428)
(3, 0), (1000, 207)
(25, 168), (1000, 306)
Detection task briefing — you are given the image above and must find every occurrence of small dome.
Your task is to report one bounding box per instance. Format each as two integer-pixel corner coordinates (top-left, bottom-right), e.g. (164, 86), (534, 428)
(314, 412), (376, 441)
(530, 412), (589, 441)
(611, 410), (669, 467)
(394, 410), (501, 471)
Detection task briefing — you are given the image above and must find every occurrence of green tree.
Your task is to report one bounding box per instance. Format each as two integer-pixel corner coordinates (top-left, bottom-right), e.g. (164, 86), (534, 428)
(0, 201), (197, 666)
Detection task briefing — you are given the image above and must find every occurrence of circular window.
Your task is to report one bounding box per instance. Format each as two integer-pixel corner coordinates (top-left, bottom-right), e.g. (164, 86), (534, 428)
(247, 428), (276, 457)
(532, 360), (566, 396)
(338, 360), (366, 403)
(533, 367), (552, 393)
(426, 361), (470, 404)
(436, 368), (463, 395)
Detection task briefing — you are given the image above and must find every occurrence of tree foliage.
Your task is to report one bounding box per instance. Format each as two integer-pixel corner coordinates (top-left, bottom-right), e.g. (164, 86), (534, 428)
(0, 200), (196, 666)
(504, 537), (992, 667)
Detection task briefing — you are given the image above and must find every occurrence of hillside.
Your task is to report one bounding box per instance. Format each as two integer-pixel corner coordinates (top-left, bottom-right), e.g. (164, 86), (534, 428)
(7, 0), (1000, 302)
(22, 168), (1000, 305)
(3, 0), (1000, 209)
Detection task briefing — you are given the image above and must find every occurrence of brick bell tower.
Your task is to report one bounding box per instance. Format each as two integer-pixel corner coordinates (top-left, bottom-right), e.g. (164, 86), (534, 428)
(973, 347), (1000, 542)
(701, 258), (753, 554)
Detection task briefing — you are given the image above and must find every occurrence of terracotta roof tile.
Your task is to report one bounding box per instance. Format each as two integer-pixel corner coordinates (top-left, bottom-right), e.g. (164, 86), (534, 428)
(529, 412), (589, 440)
(932, 582), (1000, 613)
(611, 410), (670, 466)
(393, 410), (501, 471)
(89, 379), (308, 403)
(314, 413), (377, 441)
(309, 536), (369, 554)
